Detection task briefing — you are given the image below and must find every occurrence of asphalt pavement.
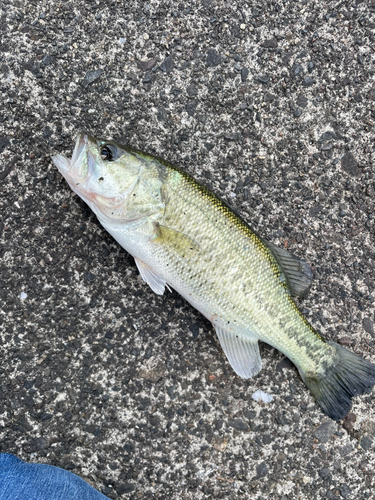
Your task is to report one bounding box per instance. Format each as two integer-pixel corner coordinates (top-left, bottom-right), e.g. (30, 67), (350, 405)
(0, 0), (375, 499)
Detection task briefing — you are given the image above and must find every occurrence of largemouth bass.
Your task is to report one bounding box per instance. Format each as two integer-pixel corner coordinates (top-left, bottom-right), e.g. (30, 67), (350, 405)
(53, 134), (375, 421)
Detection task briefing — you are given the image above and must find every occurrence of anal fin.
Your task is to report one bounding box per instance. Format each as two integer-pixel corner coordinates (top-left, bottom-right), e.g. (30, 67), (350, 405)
(134, 257), (166, 295)
(214, 326), (262, 379)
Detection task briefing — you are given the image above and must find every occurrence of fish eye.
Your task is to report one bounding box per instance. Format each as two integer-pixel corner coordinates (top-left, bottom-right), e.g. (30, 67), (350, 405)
(100, 144), (117, 161)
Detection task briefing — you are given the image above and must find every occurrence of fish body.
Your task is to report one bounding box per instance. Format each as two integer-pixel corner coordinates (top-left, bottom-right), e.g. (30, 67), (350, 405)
(53, 134), (375, 421)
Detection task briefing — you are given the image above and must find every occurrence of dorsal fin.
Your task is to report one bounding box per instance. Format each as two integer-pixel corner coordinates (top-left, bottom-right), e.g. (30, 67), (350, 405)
(263, 240), (313, 297)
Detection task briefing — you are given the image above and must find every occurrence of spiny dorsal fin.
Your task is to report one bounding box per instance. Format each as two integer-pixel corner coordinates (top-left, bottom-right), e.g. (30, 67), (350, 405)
(263, 240), (313, 297)
(214, 325), (262, 379)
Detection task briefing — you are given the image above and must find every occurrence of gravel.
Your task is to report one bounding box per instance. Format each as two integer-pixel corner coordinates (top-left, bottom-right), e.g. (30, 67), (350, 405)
(0, 0), (375, 499)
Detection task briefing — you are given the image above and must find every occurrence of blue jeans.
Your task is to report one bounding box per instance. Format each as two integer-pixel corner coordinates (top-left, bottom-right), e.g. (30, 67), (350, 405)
(0, 454), (109, 500)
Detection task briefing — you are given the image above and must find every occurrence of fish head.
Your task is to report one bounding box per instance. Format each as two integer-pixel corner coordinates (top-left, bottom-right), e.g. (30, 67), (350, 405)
(53, 134), (165, 223)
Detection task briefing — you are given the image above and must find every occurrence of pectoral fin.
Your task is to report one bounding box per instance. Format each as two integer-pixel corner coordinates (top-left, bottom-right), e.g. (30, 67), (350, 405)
(214, 326), (262, 378)
(134, 257), (166, 295)
(264, 240), (313, 297)
(151, 222), (199, 258)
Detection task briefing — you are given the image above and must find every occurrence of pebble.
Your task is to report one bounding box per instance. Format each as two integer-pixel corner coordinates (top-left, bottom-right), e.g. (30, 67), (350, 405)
(339, 443), (353, 457)
(0, 137), (10, 153)
(137, 59), (156, 72)
(362, 317), (374, 337)
(206, 49), (221, 67)
(257, 75), (270, 84)
(42, 55), (53, 66)
(116, 483), (135, 494)
(303, 76), (313, 87)
(360, 436), (372, 450)
(228, 418), (249, 431)
(341, 152), (361, 178)
(318, 467), (331, 479)
(29, 437), (49, 452)
(297, 94), (308, 108)
(255, 462), (268, 479)
(159, 54), (174, 73)
(314, 421), (336, 443)
(82, 69), (102, 88)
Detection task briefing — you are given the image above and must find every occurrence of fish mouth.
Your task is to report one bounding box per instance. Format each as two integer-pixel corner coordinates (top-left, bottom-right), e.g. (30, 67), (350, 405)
(53, 134), (129, 220)
(53, 133), (91, 175)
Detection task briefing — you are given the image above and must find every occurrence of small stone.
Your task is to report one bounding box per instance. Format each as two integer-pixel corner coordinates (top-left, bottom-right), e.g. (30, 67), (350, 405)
(138, 361), (166, 382)
(189, 323), (200, 337)
(339, 484), (351, 499)
(339, 443), (353, 456)
(255, 462), (268, 479)
(360, 419), (375, 438)
(314, 421), (337, 443)
(159, 54), (174, 73)
(30, 437), (49, 452)
(257, 75), (270, 84)
(342, 412), (356, 432)
(82, 69), (102, 88)
(240, 23), (246, 30)
(43, 127), (53, 139)
(318, 467), (331, 479)
(187, 84), (198, 96)
(297, 94), (308, 108)
(303, 76), (313, 87)
(42, 55), (53, 66)
(0, 137), (10, 153)
(362, 317), (374, 337)
(292, 64), (303, 77)
(262, 39), (277, 49)
(308, 61), (314, 73)
(341, 152), (361, 177)
(116, 483), (135, 495)
(241, 68), (249, 82)
(293, 109), (302, 117)
(337, 337), (351, 346)
(309, 205), (322, 216)
(228, 418), (249, 431)
(206, 49), (221, 67)
(319, 131), (337, 142)
(211, 436), (229, 451)
(137, 59), (156, 72)
(360, 436), (372, 450)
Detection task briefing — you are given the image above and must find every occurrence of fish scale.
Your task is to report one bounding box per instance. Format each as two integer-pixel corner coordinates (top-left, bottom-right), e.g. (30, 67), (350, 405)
(53, 134), (375, 421)
(156, 167), (327, 373)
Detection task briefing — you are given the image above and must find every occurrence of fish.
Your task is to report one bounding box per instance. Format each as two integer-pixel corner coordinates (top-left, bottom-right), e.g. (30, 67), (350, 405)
(53, 133), (375, 421)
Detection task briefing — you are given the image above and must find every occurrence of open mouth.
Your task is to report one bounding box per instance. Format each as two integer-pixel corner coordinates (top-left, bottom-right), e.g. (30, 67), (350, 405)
(52, 133), (89, 175)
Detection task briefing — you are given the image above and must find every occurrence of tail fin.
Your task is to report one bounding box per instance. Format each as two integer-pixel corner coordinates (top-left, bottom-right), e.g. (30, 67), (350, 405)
(302, 341), (375, 421)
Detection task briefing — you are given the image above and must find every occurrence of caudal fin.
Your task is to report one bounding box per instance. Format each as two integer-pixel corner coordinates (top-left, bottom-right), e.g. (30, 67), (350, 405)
(302, 341), (375, 421)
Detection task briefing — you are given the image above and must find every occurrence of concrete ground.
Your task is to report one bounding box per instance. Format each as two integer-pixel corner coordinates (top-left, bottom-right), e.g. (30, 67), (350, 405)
(1, 0), (375, 498)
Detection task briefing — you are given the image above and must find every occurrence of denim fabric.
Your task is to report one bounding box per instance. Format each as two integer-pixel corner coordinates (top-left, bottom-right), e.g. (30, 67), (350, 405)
(0, 454), (109, 500)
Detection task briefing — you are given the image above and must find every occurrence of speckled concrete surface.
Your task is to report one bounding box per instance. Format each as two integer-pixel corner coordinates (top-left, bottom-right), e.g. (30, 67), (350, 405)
(1, 0), (375, 499)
